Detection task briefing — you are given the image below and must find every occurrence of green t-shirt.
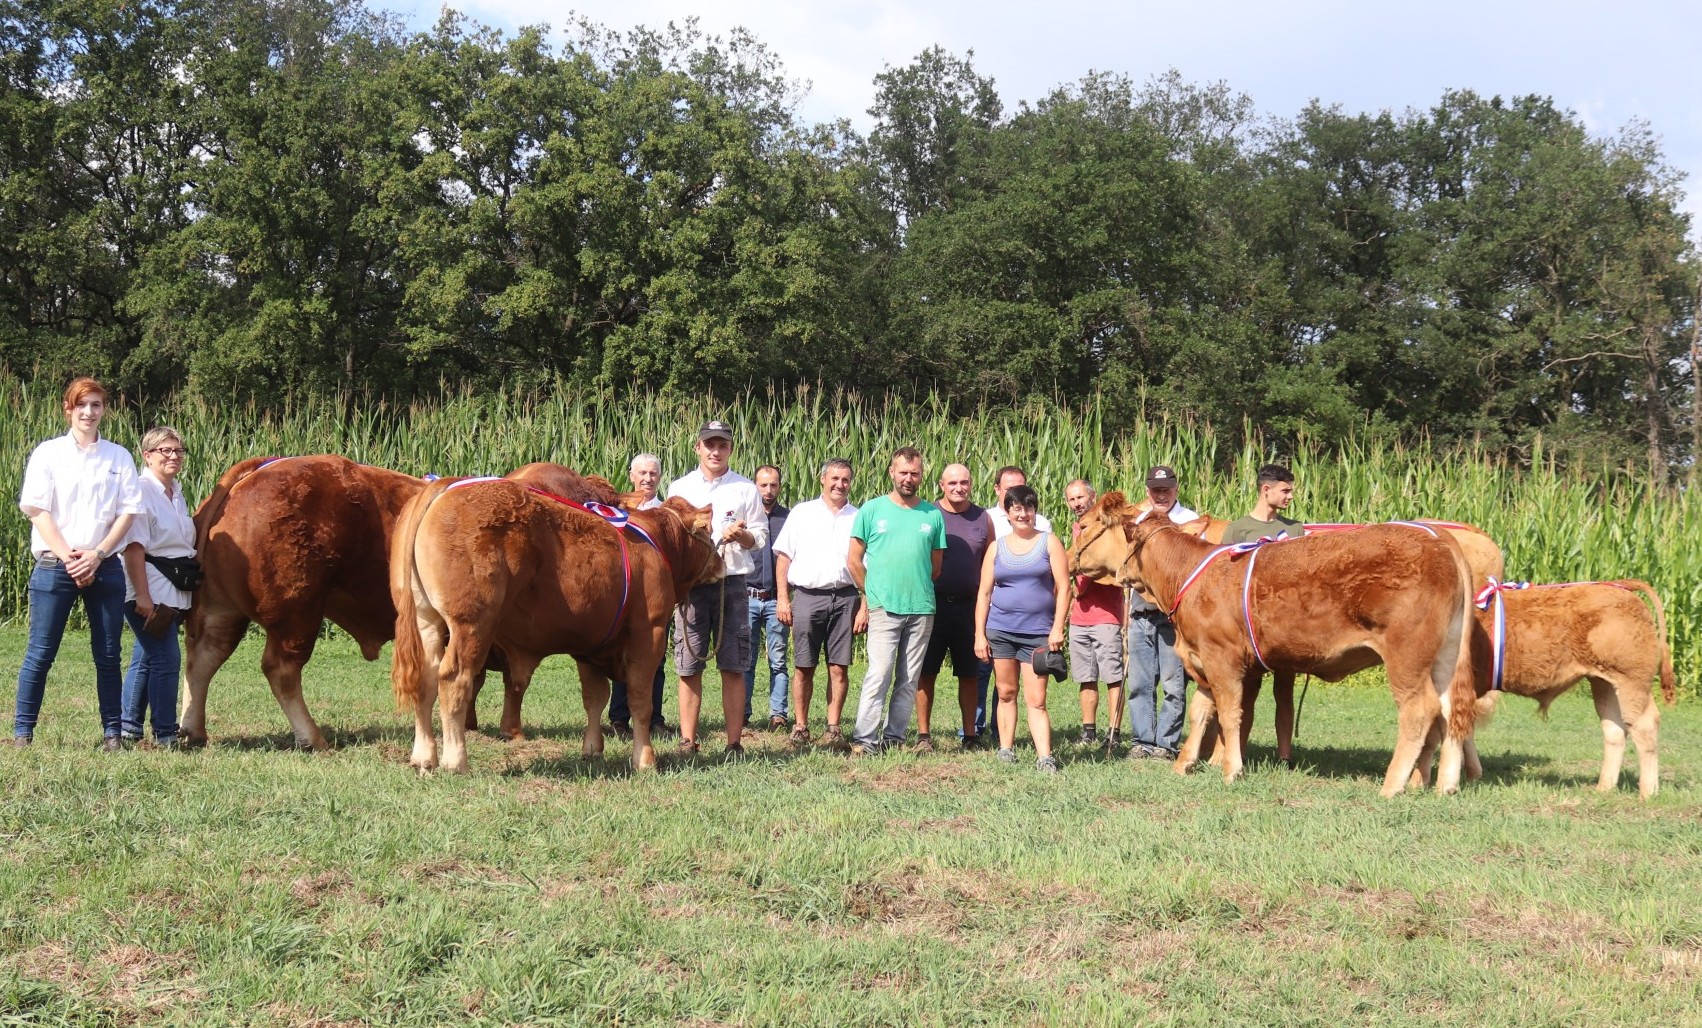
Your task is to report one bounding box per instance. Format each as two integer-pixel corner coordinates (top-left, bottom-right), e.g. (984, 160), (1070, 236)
(851, 495), (948, 615)
(1220, 514), (1305, 545)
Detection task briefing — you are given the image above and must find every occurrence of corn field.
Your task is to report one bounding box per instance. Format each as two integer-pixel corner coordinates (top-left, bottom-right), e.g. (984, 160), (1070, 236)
(0, 377), (1694, 694)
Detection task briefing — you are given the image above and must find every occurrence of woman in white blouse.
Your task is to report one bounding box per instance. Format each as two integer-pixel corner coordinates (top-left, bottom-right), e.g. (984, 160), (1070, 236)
(120, 426), (197, 747)
(14, 378), (144, 748)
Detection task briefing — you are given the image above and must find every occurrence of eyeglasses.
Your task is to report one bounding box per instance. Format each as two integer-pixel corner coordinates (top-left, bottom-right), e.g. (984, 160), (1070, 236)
(149, 447), (188, 458)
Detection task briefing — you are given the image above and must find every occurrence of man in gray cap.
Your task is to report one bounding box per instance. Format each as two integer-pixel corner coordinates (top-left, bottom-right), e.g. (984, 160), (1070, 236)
(665, 420), (768, 755)
(1126, 464), (1198, 760)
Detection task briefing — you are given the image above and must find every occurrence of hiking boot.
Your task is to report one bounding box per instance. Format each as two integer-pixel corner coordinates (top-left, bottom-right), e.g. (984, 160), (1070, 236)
(768, 714), (789, 732)
(960, 733), (985, 751)
(677, 737), (701, 756)
(724, 741), (745, 759)
(819, 726), (849, 750)
(789, 724), (811, 748)
(996, 747), (1017, 764)
(1036, 754), (1060, 774)
(1105, 730), (1122, 751)
(101, 736), (124, 753)
(1078, 726), (1098, 746)
(8, 736), (31, 748)
(850, 741), (883, 757)
(913, 734), (935, 754)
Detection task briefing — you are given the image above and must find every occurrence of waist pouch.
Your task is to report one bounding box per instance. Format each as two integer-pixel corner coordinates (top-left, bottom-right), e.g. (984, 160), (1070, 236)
(145, 554), (203, 591)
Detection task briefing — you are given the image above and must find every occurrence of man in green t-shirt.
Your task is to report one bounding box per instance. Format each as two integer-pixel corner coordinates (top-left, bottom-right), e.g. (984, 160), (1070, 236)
(847, 446), (948, 755)
(1220, 463), (1306, 545)
(1218, 463), (1304, 766)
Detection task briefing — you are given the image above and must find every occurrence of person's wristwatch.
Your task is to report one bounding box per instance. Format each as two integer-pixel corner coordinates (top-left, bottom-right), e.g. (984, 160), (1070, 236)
(91, 547), (108, 560)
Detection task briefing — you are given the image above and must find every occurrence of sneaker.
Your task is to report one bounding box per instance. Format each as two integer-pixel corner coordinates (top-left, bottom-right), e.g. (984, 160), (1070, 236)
(960, 733), (985, 751)
(1036, 754), (1060, 774)
(768, 714), (789, 732)
(1078, 726), (1098, 746)
(1158, 748), (1179, 761)
(913, 734), (934, 754)
(677, 737), (701, 756)
(819, 726), (848, 750)
(850, 741), (883, 757)
(101, 736), (123, 753)
(1128, 743), (1158, 761)
(154, 736), (179, 751)
(1105, 730), (1122, 751)
(996, 747), (1017, 764)
(789, 724), (810, 747)
(9, 736), (31, 748)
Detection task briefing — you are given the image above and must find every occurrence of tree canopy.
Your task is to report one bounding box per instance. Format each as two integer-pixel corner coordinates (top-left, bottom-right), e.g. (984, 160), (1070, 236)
(2, 0), (1695, 477)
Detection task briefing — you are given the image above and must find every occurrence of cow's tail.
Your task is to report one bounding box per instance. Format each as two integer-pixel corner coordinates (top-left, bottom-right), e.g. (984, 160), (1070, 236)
(191, 456), (275, 556)
(391, 478), (451, 711)
(1444, 537), (1479, 743)
(1617, 580), (1677, 705)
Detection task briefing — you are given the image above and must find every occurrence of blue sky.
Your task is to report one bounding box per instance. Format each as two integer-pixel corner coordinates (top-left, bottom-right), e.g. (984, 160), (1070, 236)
(384, 0), (1702, 232)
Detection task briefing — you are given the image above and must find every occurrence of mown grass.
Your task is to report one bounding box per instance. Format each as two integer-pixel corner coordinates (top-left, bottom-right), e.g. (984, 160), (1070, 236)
(0, 627), (1697, 1026)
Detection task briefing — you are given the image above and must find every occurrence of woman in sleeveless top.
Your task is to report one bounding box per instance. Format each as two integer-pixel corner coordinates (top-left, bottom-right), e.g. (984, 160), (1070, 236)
(974, 485), (1070, 772)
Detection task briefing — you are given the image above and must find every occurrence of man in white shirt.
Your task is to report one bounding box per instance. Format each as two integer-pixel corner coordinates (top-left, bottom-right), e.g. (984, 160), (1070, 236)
(665, 422), (768, 755)
(773, 457), (865, 747)
(1127, 464), (1199, 760)
(987, 465), (1052, 540)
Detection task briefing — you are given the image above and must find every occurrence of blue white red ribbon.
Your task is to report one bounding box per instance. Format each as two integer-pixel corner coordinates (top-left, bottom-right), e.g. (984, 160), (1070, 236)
(1473, 577), (1530, 692)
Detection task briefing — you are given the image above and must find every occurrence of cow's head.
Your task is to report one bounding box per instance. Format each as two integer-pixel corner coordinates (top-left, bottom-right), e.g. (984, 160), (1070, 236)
(1069, 491), (1140, 585)
(663, 498), (723, 587)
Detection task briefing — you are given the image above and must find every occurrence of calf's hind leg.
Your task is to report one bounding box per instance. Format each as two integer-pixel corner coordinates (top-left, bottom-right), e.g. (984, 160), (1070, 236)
(180, 611), (248, 746)
(261, 629), (329, 751)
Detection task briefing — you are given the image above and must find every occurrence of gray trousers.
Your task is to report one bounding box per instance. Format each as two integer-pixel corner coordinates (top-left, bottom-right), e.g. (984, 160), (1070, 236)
(852, 609), (934, 748)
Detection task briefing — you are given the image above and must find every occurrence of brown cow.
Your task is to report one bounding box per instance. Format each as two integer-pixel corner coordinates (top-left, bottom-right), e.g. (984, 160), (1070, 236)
(1072, 493), (1479, 795)
(1175, 515), (1505, 768)
(182, 456), (620, 748)
(1418, 580), (1676, 798)
(390, 478), (720, 772)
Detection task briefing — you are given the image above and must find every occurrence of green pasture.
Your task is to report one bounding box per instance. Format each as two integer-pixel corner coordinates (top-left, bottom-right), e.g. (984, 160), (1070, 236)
(0, 628), (1697, 1026)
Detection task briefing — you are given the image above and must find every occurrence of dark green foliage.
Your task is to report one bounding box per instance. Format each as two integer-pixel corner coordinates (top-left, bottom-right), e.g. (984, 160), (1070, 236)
(0, 6), (1694, 477)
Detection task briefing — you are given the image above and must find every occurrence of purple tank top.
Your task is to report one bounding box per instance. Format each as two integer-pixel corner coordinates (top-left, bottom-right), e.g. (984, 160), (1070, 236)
(987, 535), (1054, 635)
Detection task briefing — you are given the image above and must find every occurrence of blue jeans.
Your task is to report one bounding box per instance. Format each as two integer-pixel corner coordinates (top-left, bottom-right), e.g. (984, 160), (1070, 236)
(14, 557), (127, 739)
(122, 603), (181, 741)
(1127, 613), (1187, 751)
(744, 595), (789, 721)
(609, 664), (667, 728)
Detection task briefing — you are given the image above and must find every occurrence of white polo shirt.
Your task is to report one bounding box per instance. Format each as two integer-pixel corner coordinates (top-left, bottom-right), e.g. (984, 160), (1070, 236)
(772, 497), (858, 590)
(18, 433), (145, 558)
(123, 469), (197, 607)
(665, 467), (767, 577)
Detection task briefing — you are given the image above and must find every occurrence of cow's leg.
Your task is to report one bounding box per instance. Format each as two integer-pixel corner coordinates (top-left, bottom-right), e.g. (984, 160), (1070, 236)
(464, 667), (485, 733)
(576, 659), (612, 759)
(1625, 686), (1661, 801)
(1206, 671), (1247, 783)
(179, 611), (247, 747)
(1381, 689), (1442, 798)
(498, 671), (530, 742)
(260, 629), (327, 751)
(437, 634), (490, 774)
(408, 618), (446, 770)
(1272, 671), (1295, 764)
(1176, 679), (1216, 773)
(1588, 676), (1629, 794)
(1239, 674), (1262, 756)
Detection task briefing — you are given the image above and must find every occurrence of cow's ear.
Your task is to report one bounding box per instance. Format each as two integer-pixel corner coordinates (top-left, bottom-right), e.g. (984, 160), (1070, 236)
(687, 503), (713, 534)
(1098, 490), (1126, 522)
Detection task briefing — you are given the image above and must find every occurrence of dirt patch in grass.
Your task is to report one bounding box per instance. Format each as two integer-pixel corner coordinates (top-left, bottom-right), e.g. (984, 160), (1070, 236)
(290, 870), (353, 908)
(11, 941), (202, 1015)
(262, 1001), (366, 1027)
(894, 814), (977, 834)
(843, 760), (977, 794)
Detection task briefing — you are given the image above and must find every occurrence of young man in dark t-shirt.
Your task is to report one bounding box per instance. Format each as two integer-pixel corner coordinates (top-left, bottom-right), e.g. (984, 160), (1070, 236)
(916, 462), (994, 750)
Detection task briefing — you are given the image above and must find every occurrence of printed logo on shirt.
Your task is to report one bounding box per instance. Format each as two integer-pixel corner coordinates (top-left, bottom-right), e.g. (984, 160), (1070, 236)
(874, 519), (888, 534)
(918, 523), (932, 534)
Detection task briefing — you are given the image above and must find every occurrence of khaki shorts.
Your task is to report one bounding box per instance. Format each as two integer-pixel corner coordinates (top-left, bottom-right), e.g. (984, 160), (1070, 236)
(1069, 622), (1124, 684)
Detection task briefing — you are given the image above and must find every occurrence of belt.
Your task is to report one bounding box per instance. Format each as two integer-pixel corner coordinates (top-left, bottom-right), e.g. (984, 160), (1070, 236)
(794, 584), (857, 595)
(748, 587), (774, 601)
(1130, 609), (1170, 621)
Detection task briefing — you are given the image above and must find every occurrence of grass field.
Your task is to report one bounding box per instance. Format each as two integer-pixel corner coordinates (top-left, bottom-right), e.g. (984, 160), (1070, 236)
(0, 628), (1698, 1026)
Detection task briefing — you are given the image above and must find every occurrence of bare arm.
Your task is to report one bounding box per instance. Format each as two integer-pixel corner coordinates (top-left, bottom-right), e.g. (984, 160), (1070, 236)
(1047, 533), (1070, 651)
(973, 542), (997, 662)
(847, 537), (867, 592)
(123, 541), (154, 618)
(774, 553), (793, 625)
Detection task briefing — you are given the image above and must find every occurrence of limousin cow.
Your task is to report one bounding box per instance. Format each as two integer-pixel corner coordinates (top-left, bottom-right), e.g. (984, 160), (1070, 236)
(1175, 515), (1505, 768)
(390, 477), (720, 773)
(183, 455), (620, 749)
(1417, 579), (1676, 798)
(1071, 493), (1480, 795)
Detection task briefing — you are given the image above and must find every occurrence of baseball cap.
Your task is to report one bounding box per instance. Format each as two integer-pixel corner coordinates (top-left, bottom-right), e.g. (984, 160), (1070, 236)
(697, 420), (734, 442)
(1145, 465), (1178, 489)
